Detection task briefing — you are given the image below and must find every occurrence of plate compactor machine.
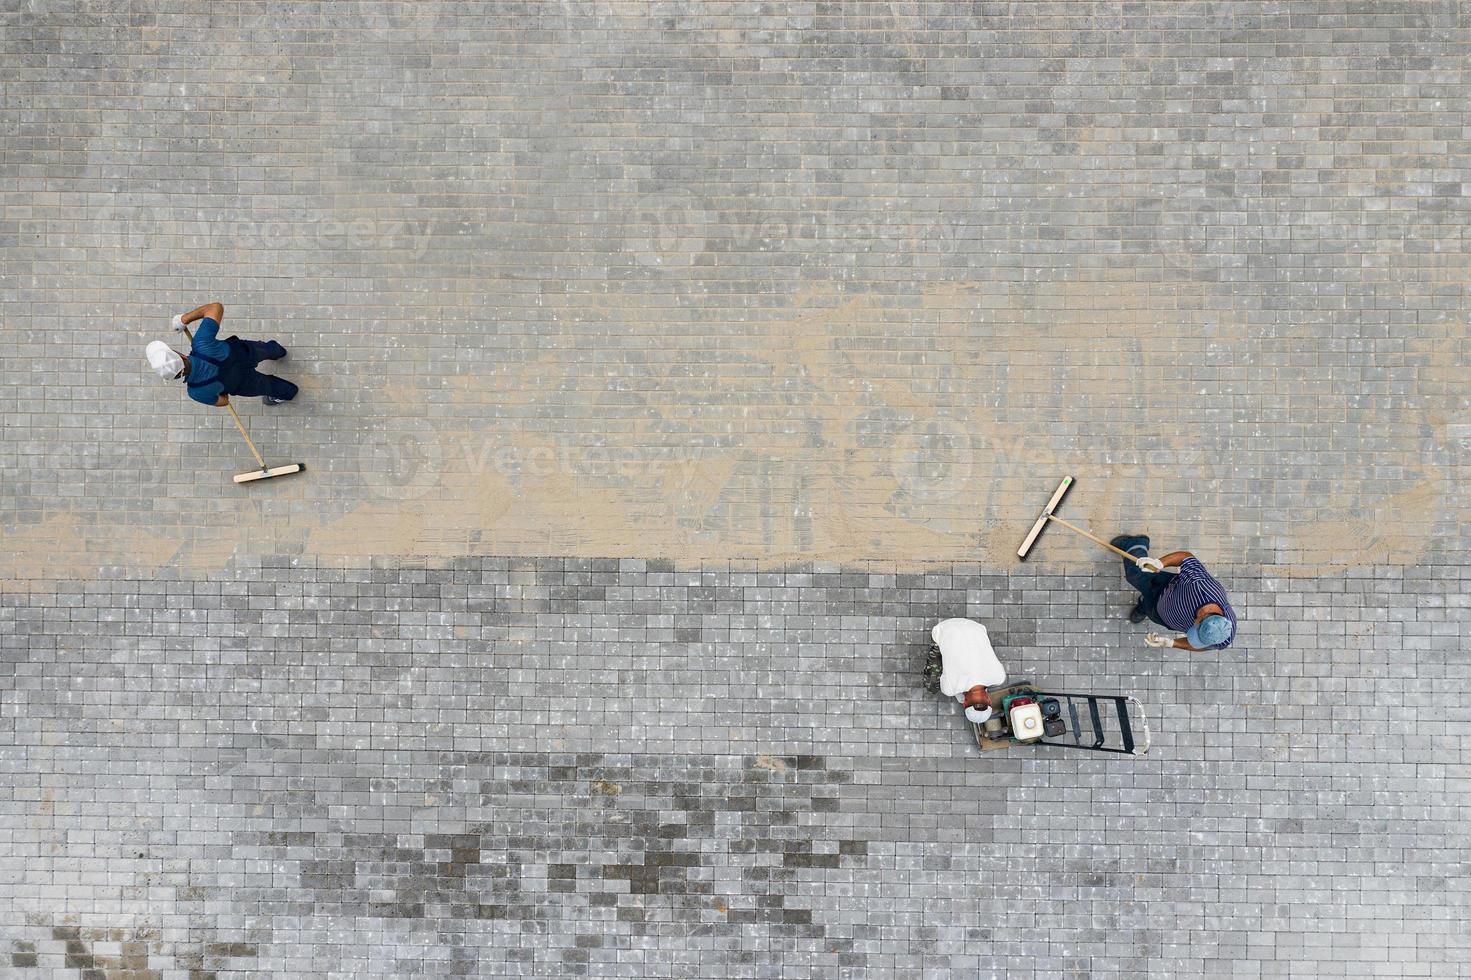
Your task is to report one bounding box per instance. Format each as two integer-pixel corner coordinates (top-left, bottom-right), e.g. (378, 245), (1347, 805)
(925, 618), (1150, 756)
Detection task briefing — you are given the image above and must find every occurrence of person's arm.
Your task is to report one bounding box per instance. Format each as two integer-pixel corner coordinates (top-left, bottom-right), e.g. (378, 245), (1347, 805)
(1159, 551), (1193, 569)
(1147, 632), (1203, 651)
(180, 302), (224, 326)
(182, 303), (224, 347)
(186, 382), (230, 408)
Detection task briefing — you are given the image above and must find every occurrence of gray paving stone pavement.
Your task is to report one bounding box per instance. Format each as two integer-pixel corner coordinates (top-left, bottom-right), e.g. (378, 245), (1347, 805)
(1, 558), (1467, 977)
(1, 0), (1467, 575)
(1, 1), (1469, 978)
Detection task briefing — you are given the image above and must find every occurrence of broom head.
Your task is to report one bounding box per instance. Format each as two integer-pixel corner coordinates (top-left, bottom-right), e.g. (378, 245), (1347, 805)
(234, 463), (304, 484)
(1017, 476), (1073, 559)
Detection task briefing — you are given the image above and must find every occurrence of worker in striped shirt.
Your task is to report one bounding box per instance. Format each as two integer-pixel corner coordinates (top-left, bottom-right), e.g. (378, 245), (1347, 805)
(1110, 535), (1236, 651)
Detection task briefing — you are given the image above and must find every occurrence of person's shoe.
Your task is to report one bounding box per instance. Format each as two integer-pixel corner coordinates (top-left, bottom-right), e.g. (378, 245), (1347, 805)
(1128, 603), (1146, 624)
(263, 396), (287, 406)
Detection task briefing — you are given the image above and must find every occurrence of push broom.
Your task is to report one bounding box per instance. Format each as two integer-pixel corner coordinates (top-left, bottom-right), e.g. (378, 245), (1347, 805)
(220, 402), (303, 484)
(1017, 476), (1165, 571)
(182, 325), (303, 484)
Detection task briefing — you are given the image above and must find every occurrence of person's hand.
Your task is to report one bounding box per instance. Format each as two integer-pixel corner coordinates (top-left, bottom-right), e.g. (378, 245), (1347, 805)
(171, 313), (188, 332)
(215, 395), (230, 407)
(1135, 556), (1164, 573)
(1144, 633), (1172, 648)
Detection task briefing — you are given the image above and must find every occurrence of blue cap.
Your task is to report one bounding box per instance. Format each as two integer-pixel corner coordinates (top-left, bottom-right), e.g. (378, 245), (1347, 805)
(1187, 614), (1232, 649)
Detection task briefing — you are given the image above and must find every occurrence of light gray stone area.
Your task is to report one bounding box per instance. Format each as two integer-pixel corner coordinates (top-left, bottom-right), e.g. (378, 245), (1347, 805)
(1, 558), (1467, 978)
(1, 0), (1466, 572)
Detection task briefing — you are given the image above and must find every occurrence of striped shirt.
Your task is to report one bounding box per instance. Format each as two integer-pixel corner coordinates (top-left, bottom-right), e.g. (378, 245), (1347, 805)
(1157, 557), (1237, 649)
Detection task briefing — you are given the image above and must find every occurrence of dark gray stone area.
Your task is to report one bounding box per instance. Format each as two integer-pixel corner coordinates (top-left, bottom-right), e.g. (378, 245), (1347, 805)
(1, 557), (1466, 977)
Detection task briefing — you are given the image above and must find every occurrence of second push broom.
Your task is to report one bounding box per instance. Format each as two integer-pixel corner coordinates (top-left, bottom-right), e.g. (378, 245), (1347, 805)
(1017, 476), (1165, 571)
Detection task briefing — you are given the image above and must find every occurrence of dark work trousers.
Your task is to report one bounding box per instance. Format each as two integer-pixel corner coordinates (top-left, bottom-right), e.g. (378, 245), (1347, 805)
(220, 337), (297, 401)
(1115, 534), (1172, 627)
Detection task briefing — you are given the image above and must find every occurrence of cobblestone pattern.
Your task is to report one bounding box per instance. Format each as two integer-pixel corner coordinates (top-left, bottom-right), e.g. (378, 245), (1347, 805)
(2, 557), (1466, 978)
(2, 1), (1468, 576)
(3, 3), (1470, 978)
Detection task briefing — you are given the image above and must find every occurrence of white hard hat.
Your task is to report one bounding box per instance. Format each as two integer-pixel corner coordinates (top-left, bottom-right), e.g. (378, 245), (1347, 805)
(963, 705), (992, 725)
(146, 341), (184, 379)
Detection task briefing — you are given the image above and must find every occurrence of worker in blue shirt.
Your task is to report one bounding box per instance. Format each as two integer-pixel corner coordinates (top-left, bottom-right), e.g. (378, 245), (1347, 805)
(145, 302), (298, 406)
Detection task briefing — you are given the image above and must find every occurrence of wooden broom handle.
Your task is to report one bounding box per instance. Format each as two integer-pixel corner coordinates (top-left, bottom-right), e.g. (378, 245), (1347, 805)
(183, 323), (267, 471)
(224, 401), (267, 470)
(1046, 514), (1140, 561)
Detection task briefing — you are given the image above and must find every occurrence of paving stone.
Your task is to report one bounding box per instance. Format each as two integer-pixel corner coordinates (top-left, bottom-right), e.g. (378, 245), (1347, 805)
(4, 1), (1471, 977)
(0, 1), (1467, 575)
(0, 557), (1467, 977)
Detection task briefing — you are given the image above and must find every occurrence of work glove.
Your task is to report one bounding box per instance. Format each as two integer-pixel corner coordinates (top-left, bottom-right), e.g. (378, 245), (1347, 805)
(171, 313), (187, 332)
(1144, 633), (1173, 648)
(1134, 556), (1164, 573)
